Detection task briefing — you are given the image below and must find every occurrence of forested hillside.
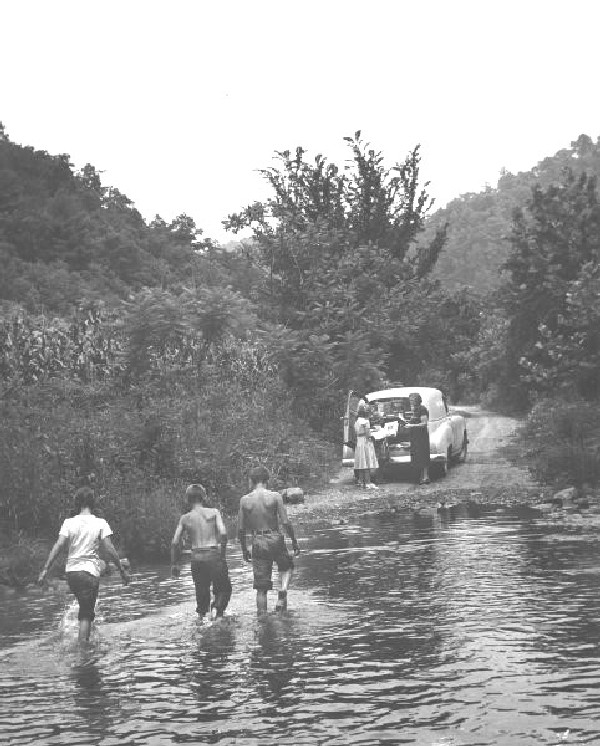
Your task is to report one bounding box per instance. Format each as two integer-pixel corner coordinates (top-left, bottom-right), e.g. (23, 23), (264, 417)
(420, 134), (600, 291)
(0, 121), (215, 314)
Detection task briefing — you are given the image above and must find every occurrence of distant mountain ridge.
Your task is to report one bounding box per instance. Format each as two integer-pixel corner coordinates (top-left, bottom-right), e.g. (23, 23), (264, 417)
(419, 134), (600, 292)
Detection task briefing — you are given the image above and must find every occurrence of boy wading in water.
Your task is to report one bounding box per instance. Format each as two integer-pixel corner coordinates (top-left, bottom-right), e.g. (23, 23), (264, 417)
(238, 466), (300, 614)
(38, 487), (130, 644)
(171, 484), (232, 620)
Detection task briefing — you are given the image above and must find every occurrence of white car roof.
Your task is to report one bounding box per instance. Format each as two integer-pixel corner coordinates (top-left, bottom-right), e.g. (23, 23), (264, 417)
(365, 386), (441, 402)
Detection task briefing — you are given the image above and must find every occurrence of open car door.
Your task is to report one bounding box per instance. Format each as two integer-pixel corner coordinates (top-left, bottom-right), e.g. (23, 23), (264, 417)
(342, 390), (362, 465)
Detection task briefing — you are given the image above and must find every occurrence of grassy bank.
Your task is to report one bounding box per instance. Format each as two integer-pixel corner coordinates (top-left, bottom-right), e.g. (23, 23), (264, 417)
(0, 343), (340, 586)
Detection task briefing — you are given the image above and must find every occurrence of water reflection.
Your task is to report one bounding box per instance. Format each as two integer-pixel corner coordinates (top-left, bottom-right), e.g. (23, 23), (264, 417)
(71, 654), (113, 741)
(189, 618), (238, 705)
(248, 614), (299, 706)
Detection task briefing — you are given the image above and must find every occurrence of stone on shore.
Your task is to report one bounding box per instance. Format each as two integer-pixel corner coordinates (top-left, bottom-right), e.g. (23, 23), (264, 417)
(532, 502), (555, 513)
(552, 487), (579, 507)
(281, 487), (305, 504)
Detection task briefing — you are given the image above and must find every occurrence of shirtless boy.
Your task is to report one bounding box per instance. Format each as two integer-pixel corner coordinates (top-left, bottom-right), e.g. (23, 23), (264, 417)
(171, 483), (232, 620)
(38, 486), (130, 643)
(238, 466), (300, 613)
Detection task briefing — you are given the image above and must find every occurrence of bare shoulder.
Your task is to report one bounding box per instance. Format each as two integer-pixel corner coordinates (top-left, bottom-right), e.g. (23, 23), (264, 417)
(267, 490), (284, 506)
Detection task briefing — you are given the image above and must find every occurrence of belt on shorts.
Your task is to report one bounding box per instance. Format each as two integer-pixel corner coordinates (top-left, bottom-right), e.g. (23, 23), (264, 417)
(252, 529), (280, 536)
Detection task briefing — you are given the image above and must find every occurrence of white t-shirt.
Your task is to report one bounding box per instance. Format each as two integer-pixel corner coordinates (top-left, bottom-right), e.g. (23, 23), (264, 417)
(59, 514), (113, 576)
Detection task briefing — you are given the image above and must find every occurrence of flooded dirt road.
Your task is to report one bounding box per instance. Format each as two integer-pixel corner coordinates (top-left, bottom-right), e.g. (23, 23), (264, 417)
(301, 407), (539, 524)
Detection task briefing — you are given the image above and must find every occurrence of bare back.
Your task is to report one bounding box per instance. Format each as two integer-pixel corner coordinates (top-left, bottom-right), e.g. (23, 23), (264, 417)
(238, 488), (288, 534)
(181, 506), (225, 548)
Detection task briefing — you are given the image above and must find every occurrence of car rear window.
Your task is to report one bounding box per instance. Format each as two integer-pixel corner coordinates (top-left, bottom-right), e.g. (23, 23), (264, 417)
(370, 398), (411, 417)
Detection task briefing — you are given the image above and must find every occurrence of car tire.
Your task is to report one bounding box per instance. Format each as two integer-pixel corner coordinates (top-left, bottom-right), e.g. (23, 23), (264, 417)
(436, 453), (448, 478)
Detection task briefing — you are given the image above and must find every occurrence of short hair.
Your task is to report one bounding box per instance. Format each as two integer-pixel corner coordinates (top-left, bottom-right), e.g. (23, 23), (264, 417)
(249, 465), (270, 486)
(75, 486), (95, 513)
(186, 483), (207, 504)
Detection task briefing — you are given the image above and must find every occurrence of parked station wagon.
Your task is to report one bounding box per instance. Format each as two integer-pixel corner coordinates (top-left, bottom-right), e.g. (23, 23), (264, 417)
(343, 386), (468, 477)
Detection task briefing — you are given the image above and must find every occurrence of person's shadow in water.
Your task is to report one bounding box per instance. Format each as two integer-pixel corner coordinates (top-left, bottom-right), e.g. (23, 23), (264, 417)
(188, 618), (239, 713)
(71, 651), (117, 742)
(247, 612), (301, 712)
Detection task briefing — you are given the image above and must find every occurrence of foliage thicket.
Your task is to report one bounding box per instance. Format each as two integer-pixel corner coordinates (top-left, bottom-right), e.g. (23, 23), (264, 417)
(462, 167), (600, 410)
(0, 122), (337, 561)
(0, 299), (334, 556)
(511, 398), (600, 489)
(225, 132), (481, 429)
(455, 138), (600, 487)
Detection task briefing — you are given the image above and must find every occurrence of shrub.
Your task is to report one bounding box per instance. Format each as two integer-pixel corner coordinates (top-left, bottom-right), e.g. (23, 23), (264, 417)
(0, 352), (338, 560)
(512, 397), (600, 488)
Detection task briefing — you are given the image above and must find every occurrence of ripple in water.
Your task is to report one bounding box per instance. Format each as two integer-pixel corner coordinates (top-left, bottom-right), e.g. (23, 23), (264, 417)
(2, 508), (600, 745)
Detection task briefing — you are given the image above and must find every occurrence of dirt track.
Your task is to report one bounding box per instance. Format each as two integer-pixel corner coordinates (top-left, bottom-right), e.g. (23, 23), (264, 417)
(290, 407), (540, 524)
(424, 406), (536, 491)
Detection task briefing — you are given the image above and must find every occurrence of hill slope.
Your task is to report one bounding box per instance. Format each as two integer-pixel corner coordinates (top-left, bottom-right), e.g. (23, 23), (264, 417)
(0, 123), (210, 313)
(419, 134), (600, 292)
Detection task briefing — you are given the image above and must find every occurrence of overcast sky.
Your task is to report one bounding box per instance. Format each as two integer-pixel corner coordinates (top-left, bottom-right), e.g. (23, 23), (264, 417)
(2, 0), (600, 241)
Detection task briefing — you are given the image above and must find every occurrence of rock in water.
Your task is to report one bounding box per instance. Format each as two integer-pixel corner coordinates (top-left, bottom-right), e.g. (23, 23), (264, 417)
(553, 487), (578, 506)
(281, 487), (305, 504)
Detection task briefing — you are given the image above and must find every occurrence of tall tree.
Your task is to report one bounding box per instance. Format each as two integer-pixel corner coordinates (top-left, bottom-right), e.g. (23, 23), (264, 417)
(225, 132), (447, 325)
(503, 169), (600, 402)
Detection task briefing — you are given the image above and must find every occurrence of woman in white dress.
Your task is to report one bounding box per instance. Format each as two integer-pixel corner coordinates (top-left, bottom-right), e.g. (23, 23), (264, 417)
(353, 403), (379, 489)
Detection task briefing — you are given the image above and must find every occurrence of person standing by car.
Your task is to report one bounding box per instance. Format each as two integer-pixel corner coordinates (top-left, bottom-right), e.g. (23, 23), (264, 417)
(354, 402), (379, 489)
(37, 486), (130, 644)
(407, 392), (430, 484)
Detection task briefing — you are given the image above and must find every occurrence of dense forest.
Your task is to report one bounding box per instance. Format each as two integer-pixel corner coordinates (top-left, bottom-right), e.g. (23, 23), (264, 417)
(1, 122), (599, 581)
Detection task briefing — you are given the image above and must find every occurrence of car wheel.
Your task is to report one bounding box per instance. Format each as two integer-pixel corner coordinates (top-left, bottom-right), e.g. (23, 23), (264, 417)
(458, 431), (468, 463)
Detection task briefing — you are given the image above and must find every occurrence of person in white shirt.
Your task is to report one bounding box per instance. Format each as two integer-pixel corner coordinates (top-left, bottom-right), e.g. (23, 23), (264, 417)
(38, 487), (130, 643)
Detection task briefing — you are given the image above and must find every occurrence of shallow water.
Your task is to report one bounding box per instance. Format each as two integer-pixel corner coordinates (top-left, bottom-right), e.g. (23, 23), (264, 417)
(2, 505), (600, 745)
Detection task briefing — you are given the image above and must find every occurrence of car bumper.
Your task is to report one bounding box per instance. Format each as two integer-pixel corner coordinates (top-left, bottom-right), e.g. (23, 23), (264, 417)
(388, 453), (446, 465)
(342, 453), (446, 467)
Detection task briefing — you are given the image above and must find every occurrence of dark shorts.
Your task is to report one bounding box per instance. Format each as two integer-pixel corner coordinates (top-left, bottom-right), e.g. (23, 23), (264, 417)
(190, 549), (232, 615)
(66, 571), (100, 622)
(252, 533), (294, 592)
